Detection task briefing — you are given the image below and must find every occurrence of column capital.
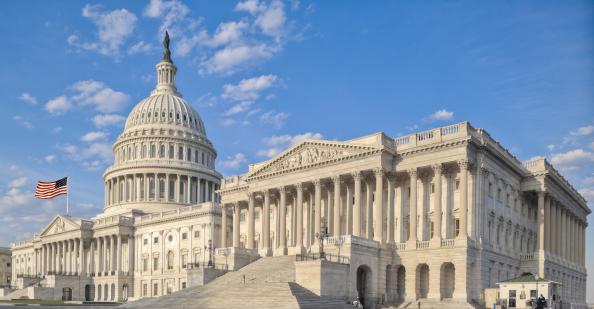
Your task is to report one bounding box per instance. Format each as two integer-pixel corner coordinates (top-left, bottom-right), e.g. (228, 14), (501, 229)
(432, 163), (443, 174)
(295, 183), (303, 190)
(351, 171), (362, 180)
(458, 159), (470, 170)
(279, 186), (287, 193)
(313, 179), (322, 187)
(331, 174), (341, 182)
(408, 168), (417, 177)
(373, 167), (385, 176)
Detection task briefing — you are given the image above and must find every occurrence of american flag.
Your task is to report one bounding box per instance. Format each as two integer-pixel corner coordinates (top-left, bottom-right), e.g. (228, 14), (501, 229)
(35, 177), (68, 199)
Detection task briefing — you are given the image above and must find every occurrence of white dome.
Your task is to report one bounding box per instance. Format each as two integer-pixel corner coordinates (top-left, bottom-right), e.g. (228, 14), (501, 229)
(124, 93), (207, 137)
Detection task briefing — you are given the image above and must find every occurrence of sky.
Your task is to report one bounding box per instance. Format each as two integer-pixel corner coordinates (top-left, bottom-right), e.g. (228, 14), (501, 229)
(0, 0), (592, 302)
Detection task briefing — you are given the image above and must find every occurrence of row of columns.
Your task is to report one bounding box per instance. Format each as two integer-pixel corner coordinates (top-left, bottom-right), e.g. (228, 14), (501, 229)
(105, 174), (217, 207)
(35, 239), (85, 276)
(537, 192), (587, 266)
(221, 161), (472, 253)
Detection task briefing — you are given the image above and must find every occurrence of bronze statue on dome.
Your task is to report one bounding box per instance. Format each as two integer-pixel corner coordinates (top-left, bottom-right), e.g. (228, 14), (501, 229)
(162, 31), (172, 62)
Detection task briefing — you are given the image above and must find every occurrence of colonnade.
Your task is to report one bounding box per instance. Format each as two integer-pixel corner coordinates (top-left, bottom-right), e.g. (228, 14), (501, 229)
(221, 161), (472, 253)
(90, 235), (134, 276)
(35, 238), (85, 276)
(105, 174), (218, 207)
(537, 192), (587, 266)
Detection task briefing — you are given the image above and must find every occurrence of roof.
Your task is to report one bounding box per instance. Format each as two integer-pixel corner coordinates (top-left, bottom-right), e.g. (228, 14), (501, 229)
(499, 273), (551, 283)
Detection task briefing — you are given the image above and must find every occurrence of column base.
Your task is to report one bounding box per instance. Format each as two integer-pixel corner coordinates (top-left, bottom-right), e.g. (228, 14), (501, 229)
(430, 239), (442, 248)
(273, 247), (288, 256)
(259, 247), (272, 257)
(287, 246), (306, 256)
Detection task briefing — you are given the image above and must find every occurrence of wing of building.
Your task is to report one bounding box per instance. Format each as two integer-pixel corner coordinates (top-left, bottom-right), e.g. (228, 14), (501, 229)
(7, 38), (589, 308)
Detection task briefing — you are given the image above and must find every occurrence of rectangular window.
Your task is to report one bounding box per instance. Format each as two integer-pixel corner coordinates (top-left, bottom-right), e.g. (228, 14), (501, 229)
(455, 219), (460, 237)
(455, 180), (460, 190)
(143, 284), (147, 297)
(144, 238), (148, 245)
(153, 283), (159, 296)
(194, 150), (199, 163)
(143, 258), (148, 271)
(154, 237), (158, 244)
(530, 290), (537, 299)
(153, 257), (159, 270)
(182, 282), (186, 289)
(169, 145), (174, 159)
(194, 231), (200, 238)
(182, 233), (187, 240)
(182, 254), (187, 268)
(178, 146), (184, 160)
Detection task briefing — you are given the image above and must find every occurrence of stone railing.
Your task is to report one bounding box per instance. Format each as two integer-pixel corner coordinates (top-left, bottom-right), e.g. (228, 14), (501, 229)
(416, 241), (430, 249)
(394, 243), (406, 250)
(520, 253), (535, 261)
(337, 235), (380, 249)
(94, 215), (134, 227)
(136, 202), (218, 224)
(393, 122), (470, 150)
(324, 236), (347, 246)
(221, 175), (247, 189)
(441, 239), (455, 247)
(12, 239), (34, 248)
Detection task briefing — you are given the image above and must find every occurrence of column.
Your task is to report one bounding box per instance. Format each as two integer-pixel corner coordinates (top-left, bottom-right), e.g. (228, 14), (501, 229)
(186, 175), (191, 203)
(408, 169), (418, 244)
(279, 187), (287, 253)
(327, 182), (334, 236)
(261, 190), (271, 254)
(537, 191), (545, 251)
(333, 176), (341, 236)
(197, 179), (202, 203)
(545, 196), (551, 253)
(176, 175), (181, 203)
(561, 209), (567, 260)
(345, 180), (353, 235)
(365, 178), (373, 239)
(128, 236), (134, 273)
(374, 168), (385, 243)
(233, 203), (240, 248)
(458, 160), (469, 239)
(221, 205), (228, 247)
(387, 174), (396, 244)
(295, 184), (303, 249)
(353, 172), (362, 237)
(552, 201), (558, 256)
(432, 164), (443, 242)
(247, 193), (255, 249)
(117, 234), (122, 274)
(313, 180), (322, 245)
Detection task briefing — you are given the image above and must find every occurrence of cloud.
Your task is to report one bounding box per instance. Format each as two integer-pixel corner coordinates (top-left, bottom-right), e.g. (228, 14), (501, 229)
(18, 92), (38, 105)
(201, 43), (277, 75)
(69, 4), (138, 57)
(222, 153), (247, 169)
(222, 74), (278, 102)
(427, 109), (454, 122)
(550, 149), (594, 171)
(92, 114), (126, 127)
(71, 80), (129, 113)
(45, 96), (72, 115)
(561, 125), (594, 146)
(0, 177), (33, 215)
(81, 131), (108, 142)
(224, 102), (253, 116)
(44, 154), (56, 163)
(578, 188), (594, 205)
(9, 177), (28, 188)
(13, 115), (33, 129)
(236, 0), (287, 40)
(235, 0), (262, 15)
(59, 142), (113, 171)
(128, 41), (154, 54)
(257, 132), (323, 158)
(206, 20), (249, 48)
(143, 0), (191, 35)
(260, 111), (288, 128)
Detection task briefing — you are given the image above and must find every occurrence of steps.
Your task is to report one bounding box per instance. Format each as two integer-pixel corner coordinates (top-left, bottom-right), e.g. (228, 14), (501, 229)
(124, 256), (352, 309)
(392, 298), (476, 309)
(0, 287), (29, 300)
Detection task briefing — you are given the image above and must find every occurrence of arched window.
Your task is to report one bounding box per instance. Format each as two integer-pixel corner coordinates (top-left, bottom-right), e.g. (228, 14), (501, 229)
(142, 145), (147, 159)
(150, 144), (156, 158)
(169, 144), (174, 159)
(167, 251), (174, 270)
(160, 144), (165, 158)
(122, 149), (126, 162)
(194, 150), (199, 163)
(178, 146), (184, 160)
(187, 148), (192, 162)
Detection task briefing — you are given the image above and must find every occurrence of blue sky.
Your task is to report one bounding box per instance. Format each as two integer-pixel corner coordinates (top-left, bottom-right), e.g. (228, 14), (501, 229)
(0, 0), (592, 301)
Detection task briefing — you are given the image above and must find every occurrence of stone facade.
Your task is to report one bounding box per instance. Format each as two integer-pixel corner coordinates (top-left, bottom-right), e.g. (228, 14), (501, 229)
(9, 42), (224, 302)
(0, 247), (10, 287)
(219, 123), (589, 308)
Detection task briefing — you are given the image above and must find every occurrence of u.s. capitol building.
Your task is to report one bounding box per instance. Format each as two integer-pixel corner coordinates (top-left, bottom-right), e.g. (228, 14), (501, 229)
(7, 39), (589, 309)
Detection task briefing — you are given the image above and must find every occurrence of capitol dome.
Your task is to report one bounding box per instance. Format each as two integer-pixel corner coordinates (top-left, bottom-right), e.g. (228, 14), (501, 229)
(101, 33), (222, 217)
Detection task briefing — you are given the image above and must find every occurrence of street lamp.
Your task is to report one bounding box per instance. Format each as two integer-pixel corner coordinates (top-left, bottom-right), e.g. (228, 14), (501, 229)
(315, 225), (328, 260)
(207, 239), (214, 267)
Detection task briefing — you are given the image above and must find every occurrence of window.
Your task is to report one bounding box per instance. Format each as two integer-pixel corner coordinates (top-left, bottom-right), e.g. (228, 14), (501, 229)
(167, 251), (174, 270)
(488, 182), (493, 196)
(182, 282), (186, 289)
(455, 180), (460, 190)
(187, 148), (192, 161)
(509, 290), (516, 298)
(430, 221), (434, 238)
(431, 183), (435, 194)
(169, 144), (174, 159)
(142, 145), (147, 159)
(194, 231), (200, 238)
(160, 144), (165, 158)
(153, 257), (159, 270)
(455, 219), (460, 237)
(143, 284), (147, 297)
(150, 144), (156, 158)
(169, 179), (175, 200)
(497, 189), (501, 201)
(530, 290), (537, 299)
(182, 233), (187, 240)
(194, 150), (199, 163)
(181, 254), (187, 268)
(153, 283), (158, 296)
(178, 146), (184, 160)
(143, 258), (148, 271)
(154, 237), (158, 244)
(159, 179), (165, 199)
(168, 235), (173, 242)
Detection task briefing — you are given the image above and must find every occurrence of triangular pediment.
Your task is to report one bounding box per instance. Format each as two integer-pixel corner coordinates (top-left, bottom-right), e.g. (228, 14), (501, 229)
(40, 215), (81, 237)
(246, 140), (381, 180)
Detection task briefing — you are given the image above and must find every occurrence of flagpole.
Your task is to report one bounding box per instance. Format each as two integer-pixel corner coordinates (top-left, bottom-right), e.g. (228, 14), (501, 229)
(66, 176), (69, 215)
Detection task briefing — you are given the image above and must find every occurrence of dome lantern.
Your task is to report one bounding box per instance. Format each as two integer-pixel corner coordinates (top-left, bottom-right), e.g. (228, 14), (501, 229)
(151, 31), (181, 97)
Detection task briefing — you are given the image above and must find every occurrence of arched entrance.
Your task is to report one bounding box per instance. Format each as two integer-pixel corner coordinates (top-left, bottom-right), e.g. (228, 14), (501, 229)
(62, 287), (72, 301)
(111, 284), (116, 301)
(122, 284), (128, 301)
(356, 265), (372, 307)
(396, 265), (406, 301)
(385, 265), (393, 303)
(416, 264), (429, 299)
(440, 262), (455, 299)
(85, 284), (95, 301)
(97, 284), (102, 301)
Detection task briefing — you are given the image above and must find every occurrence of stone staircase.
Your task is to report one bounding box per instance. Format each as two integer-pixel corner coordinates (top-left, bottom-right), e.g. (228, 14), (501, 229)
(0, 287), (29, 300)
(125, 255), (352, 309)
(391, 298), (476, 309)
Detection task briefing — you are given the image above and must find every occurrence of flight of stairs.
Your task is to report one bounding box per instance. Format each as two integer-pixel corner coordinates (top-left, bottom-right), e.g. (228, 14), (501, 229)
(0, 287), (29, 300)
(125, 256), (353, 309)
(392, 298), (476, 309)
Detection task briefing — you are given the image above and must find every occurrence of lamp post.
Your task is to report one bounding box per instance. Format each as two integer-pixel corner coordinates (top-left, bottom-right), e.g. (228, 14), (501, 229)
(207, 240), (213, 267)
(315, 225), (328, 260)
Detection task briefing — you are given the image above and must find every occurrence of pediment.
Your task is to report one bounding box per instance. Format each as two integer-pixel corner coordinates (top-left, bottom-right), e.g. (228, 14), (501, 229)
(40, 215), (81, 237)
(247, 140), (381, 180)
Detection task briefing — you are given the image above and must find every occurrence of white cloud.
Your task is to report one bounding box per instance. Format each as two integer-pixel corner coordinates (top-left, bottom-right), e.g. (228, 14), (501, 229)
(13, 115), (33, 129)
(550, 149), (594, 171)
(200, 43), (276, 75)
(257, 132), (323, 158)
(578, 188), (594, 205)
(222, 153), (247, 169)
(18, 92), (38, 105)
(92, 114), (126, 128)
(143, 0), (191, 35)
(127, 41), (153, 54)
(222, 74), (278, 102)
(45, 96), (72, 115)
(9, 177), (28, 188)
(206, 20), (249, 48)
(584, 174), (594, 185)
(59, 142), (113, 170)
(562, 125), (594, 146)
(235, 0), (263, 15)
(254, 1), (287, 39)
(175, 30), (208, 56)
(71, 80), (129, 113)
(427, 109), (454, 122)
(224, 102), (253, 116)
(44, 154), (56, 163)
(81, 131), (108, 142)
(260, 111), (288, 128)
(53, 127), (63, 133)
(69, 4), (138, 56)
